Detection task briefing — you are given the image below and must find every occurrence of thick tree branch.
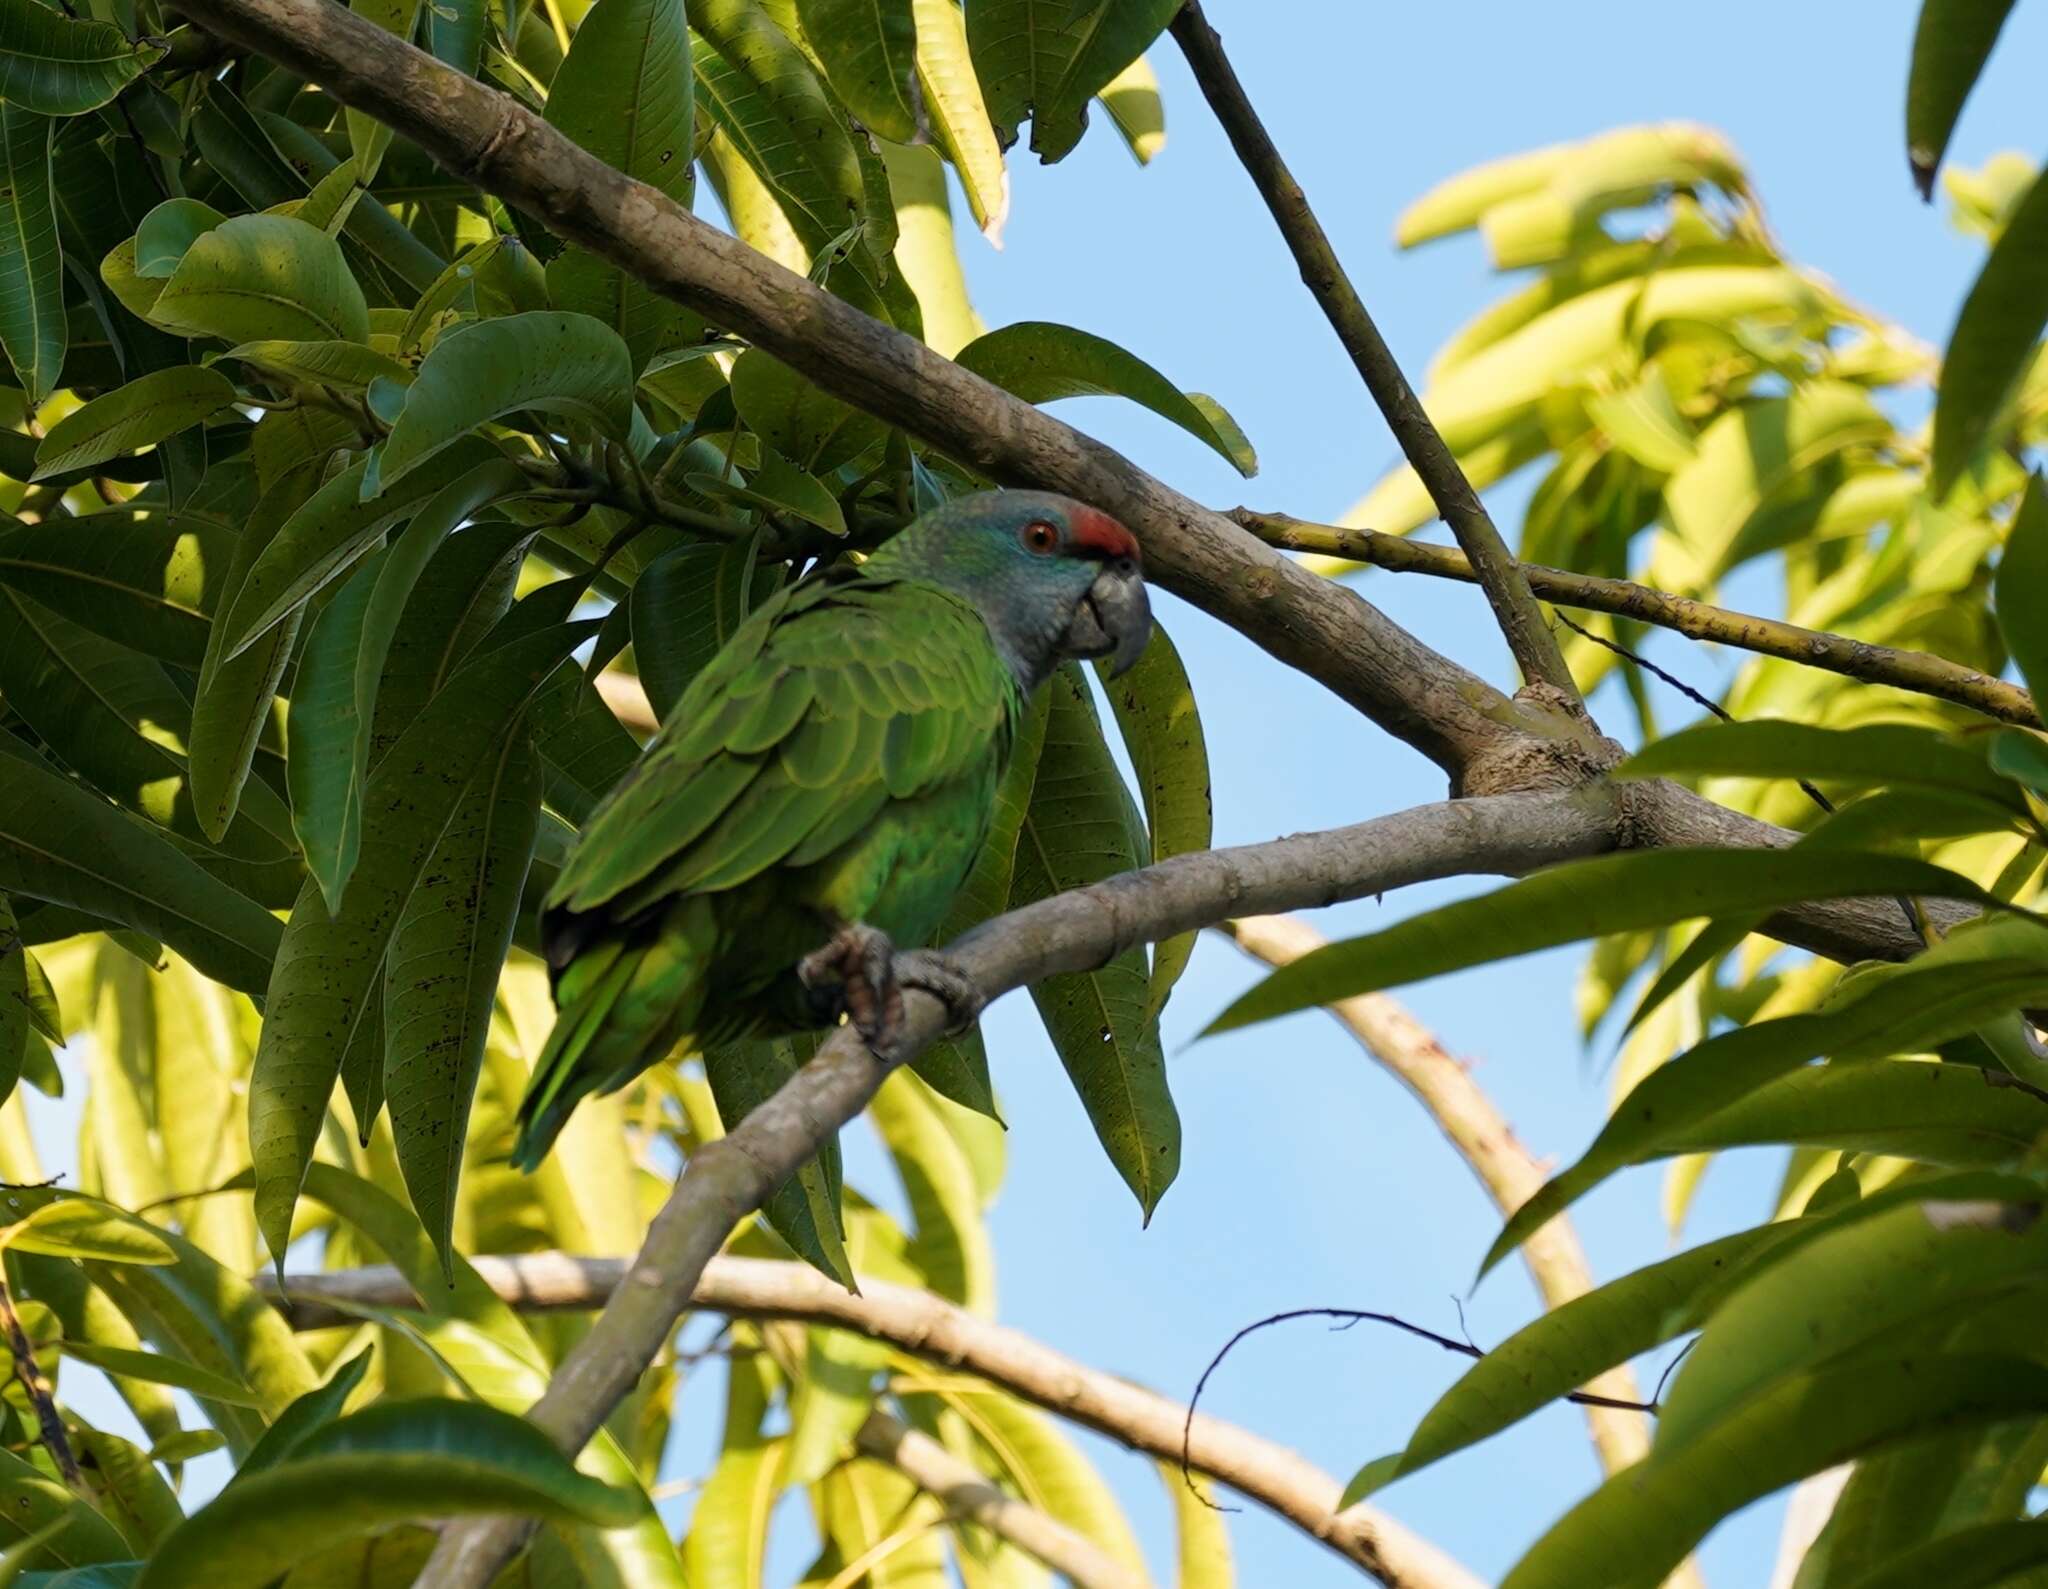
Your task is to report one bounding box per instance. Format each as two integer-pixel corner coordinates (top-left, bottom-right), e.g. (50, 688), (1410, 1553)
(171, 0), (1530, 783)
(853, 1409), (1142, 1589)
(1242, 510), (2040, 728)
(1221, 915), (1653, 1477)
(1168, 0), (1579, 704)
(261, 1253), (1484, 1589)
(408, 793), (1609, 1587)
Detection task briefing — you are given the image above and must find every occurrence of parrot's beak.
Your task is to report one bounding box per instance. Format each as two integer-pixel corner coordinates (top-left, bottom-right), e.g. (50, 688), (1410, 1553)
(1061, 560), (1152, 678)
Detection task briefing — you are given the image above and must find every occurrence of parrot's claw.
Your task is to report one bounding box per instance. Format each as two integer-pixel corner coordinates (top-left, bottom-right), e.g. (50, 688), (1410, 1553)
(893, 951), (986, 1037)
(797, 928), (984, 1062)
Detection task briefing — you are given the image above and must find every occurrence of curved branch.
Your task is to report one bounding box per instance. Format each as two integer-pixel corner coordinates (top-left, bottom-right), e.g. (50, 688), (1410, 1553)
(407, 791), (1612, 1588)
(261, 1253), (1483, 1589)
(169, 0), (1527, 783)
(1169, 0), (1578, 703)
(1242, 510), (2039, 728)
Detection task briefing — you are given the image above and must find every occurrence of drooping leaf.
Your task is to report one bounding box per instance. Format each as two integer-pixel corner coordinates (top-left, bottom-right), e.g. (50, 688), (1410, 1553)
(1011, 666), (1178, 1218)
(1933, 163), (2048, 496)
(58, 1344), (261, 1409)
(386, 729), (541, 1274)
(1207, 848), (2003, 1034)
(729, 348), (887, 473)
(249, 611), (594, 1262)
(955, 320), (1256, 476)
(628, 535), (782, 724)
(366, 311), (633, 496)
(234, 1347), (373, 1481)
(1994, 473), (2048, 702)
(0, 898), (23, 1114)
(798, 0), (918, 142)
(287, 548), (385, 913)
(869, 1068), (994, 1312)
(1906, 0), (2019, 198)
(0, 516), (225, 668)
(704, 1033), (855, 1288)
(1619, 720), (2026, 811)
(0, 106), (64, 405)
(133, 1400), (643, 1589)
(149, 215), (371, 346)
(32, 368), (235, 480)
(965, 0), (1180, 164)
(1100, 55), (1165, 165)
(0, 0), (161, 114)
(908, 0), (1006, 240)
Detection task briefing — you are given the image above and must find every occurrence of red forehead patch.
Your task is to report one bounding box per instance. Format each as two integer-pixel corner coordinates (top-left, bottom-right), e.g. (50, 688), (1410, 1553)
(1069, 505), (1140, 563)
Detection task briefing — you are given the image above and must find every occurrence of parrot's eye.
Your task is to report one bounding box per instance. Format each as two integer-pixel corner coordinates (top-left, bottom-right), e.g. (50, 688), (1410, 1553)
(1020, 520), (1059, 555)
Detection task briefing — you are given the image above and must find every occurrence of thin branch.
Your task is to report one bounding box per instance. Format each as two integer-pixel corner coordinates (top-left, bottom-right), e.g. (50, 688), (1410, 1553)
(1240, 509), (2040, 728)
(854, 1408), (1142, 1589)
(1222, 916), (1654, 1476)
(0, 1276), (77, 1489)
(1169, 0), (1578, 703)
(259, 1253), (1483, 1589)
(407, 793), (1609, 1589)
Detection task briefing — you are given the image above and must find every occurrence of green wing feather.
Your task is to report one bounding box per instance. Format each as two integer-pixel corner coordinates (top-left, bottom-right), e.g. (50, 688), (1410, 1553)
(513, 572), (1018, 1168)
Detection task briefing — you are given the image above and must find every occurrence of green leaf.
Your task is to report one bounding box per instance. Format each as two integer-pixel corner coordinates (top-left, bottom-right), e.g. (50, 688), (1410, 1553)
(1012, 666), (1178, 1219)
(0, 0), (162, 115)
(3, 1196), (173, 1265)
(59, 1344), (261, 1409)
(386, 729), (540, 1274)
(965, 0), (1180, 164)
(287, 549), (385, 914)
(527, 663), (640, 824)
(0, 740), (280, 993)
(149, 215), (370, 346)
(689, 445), (847, 535)
(1934, 164), (2048, 496)
(344, 0), (418, 181)
(1499, 1355), (2048, 1589)
(32, 368), (236, 481)
(134, 1400), (643, 1589)
(214, 438), (504, 662)
(0, 1449), (130, 1568)
(189, 467), (319, 843)
(0, 515), (224, 669)
(542, 0), (692, 372)
(219, 339), (412, 395)
(954, 321), (1256, 476)
(869, 1068), (993, 1312)
(798, 0), (917, 142)
(728, 348), (886, 473)
(1100, 54), (1165, 166)
(235, 1347), (372, 1480)
(1906, 0), (2018, 198)
(1354, 1225), (1791, 1503)
(704, 1033), (855, 1288)
(1995, 473), (2048, 702)
(1096, 624), (1209, 1017)
(1836, 1519), (2048, 1589)
(0, 898), (25, 1115)
(367, 311), (633, 496)
(1207, 848), (2003, 1034)
(0, 106), (64, 406)
(133, 200), (225, 280)
(1159, 1461), (1233, 1589)
(909, 0), (1006, 239)
(628, 536), (781, 724)
(1619, 720), (2027, 811)
(249, 610), (594, 1263)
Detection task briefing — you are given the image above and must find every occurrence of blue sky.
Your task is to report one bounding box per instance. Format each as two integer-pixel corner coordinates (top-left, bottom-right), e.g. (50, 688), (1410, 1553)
(27, 3), (2048, 1582)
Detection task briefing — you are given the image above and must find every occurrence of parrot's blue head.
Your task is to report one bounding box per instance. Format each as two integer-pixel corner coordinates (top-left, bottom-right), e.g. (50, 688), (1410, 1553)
(863, 490), (1152, 691)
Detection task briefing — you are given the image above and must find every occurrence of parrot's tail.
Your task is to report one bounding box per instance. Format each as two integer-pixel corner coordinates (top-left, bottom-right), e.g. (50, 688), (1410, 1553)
(511, 897), (715, 1171)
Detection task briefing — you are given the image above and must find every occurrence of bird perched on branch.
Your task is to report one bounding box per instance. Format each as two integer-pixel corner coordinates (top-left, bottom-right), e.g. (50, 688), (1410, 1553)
(511, 490), (1151, 1168)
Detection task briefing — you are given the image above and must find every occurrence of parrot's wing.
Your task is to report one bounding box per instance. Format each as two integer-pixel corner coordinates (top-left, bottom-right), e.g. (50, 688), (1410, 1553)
(548, 573), (1019, 922)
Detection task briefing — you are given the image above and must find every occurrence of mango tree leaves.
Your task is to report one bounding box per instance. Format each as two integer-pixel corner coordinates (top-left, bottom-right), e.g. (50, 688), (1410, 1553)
(148, 215), (371, 346)
(542, 0), (693, 373)
(965, 0), (1180, 164)
(1932, 163), (2048, 496)
(33, 368), (235, 481)
(704, 1033), (855, 1288)
(385, 730), (541, 1274)
(1206, 847), (2002, 1033)
(133, 1400), (642, 1589)
(0, 897), (24, 1113)
(0, 741), (279, 993)
(1011, 666), (1178, 1218)
(729, 348), (887, 472)
(798, 0), (917, 142)
(1994, 473), (2048, 698)
(0, 105), (64, 405)
(1906, 0), (2018, 197)
(909, 0), (1007, 239)
(0, 517), (221, 668)
(248, 612), (594, 1262)
(954, 321), (1256, 476)
(628, 536), (783, 724)
(219, 339), (412, 395)
(1838, 1520), (2048, 1589)
(0, 0), (162, 115)
(366, 312), (633, 496)
(133, 199), (226, 279)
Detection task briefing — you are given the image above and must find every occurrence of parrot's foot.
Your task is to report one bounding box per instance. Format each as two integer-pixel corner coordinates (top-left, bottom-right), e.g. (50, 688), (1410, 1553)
(797, 928), (985, 1061)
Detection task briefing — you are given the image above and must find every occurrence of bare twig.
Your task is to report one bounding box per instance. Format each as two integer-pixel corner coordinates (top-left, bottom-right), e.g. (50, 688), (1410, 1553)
(1223, 915), (1654, 1475)
(1241, 510), (2040, 728)
(258, 1253), (1484, 1589)
(0, 1276), (77, 1488)
(855, 1409), (1142, 1589)
(1170, 1), (1578, 702)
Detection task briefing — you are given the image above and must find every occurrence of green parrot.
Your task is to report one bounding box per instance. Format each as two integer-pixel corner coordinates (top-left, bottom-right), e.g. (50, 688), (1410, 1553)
(511, 490), (1151, 1169)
